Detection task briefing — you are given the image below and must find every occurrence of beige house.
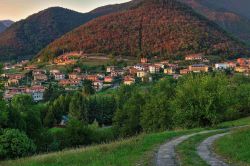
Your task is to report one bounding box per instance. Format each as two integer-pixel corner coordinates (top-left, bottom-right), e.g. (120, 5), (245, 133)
(34, 74), (48, 82)
(137, 71), (148, 78)
(123, 76), (135, 85)
(185, 54), (203, 61)
(164, 68), (174, 75)
(188, 64), (209, 73)
(180, 69), (189, 75)
(235, 67), (248, 73)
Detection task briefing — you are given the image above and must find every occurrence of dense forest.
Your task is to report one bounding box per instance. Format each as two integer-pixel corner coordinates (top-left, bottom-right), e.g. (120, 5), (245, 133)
(1, 72), (250, 160)
(180, 0), (250, 44)
(0, 23), (6, 34)
(37, 0), (246, 62)
(0, 6), (122, 61)
(0, 0), (148, 62)
(0, 20), (13, 33)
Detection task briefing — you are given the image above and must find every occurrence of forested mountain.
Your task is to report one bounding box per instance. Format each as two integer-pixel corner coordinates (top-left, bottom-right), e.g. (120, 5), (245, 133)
(0, 23), (6, 33)
(37, 0), (245, 62)
(0, 7), (123, 61)
(180, 0), (250, 44)
(196, 0), (250, 20)
(90, 0), (140, 15)
(1, 20), (14, 27)
(0, 20), (13, 33)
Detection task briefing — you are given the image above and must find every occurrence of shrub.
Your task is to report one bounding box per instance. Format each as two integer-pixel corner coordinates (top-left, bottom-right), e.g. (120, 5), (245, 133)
(64, 119), (91, 147)
(0, 129), (36, 159)
(141, 79), (175, 132)
(172, 74), (235, 128)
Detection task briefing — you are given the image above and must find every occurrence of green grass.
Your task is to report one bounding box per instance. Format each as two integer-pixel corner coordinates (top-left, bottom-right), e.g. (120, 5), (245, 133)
(0, 129), (201, 166)
(2, 117), (250, 166)
(218, 117), (250, 128)
(214, 127), (250, 166)
(176, 131), (226, 166)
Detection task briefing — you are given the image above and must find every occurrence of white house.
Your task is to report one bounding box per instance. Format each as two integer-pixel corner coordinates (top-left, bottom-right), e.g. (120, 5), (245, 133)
(93, 80), (104, 91)
(31, 92), (44, 102)
(106, 66), (115, 73)
(215, 63), (230, 70)
(54, 73), (65, 81)
(50, 69), (60, 75)
(149, 65), (160, 74)
(133, 64), (145, 71)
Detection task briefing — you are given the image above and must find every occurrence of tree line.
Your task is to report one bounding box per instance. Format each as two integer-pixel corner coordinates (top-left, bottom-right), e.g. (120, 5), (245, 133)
(1, 73), (250, 159)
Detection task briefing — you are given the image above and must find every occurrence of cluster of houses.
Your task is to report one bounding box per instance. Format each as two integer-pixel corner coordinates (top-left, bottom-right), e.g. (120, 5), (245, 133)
(1, 53), (250, 102)
(52, 51), (85, 65)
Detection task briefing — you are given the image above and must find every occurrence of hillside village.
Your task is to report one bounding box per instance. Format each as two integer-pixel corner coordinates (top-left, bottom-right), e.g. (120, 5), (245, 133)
(2, 0), (250, 165)
(1, 52), (250, 102)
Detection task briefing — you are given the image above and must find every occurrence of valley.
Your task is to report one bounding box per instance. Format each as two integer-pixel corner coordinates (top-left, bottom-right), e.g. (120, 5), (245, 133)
(0, 0), (250, 165)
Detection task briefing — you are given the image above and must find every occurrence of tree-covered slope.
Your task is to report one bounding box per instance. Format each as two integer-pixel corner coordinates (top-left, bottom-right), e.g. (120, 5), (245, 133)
(180, 0), (250, 45)
(0, 23), (6, 34)
(37, 0), (246, 62)
(198, 0), (250, 20)
(0, 20), (13, 33)
(0, 7), (121, 61)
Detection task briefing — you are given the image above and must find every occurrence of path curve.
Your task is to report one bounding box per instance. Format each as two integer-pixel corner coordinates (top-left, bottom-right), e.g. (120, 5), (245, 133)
(156, 129), (225, 166)
(197, 133), (229, 166)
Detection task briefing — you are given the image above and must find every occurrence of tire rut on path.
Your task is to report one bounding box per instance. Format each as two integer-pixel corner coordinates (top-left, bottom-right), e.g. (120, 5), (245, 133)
(197, 133), (229, 166)
(156, 129), (225, 166)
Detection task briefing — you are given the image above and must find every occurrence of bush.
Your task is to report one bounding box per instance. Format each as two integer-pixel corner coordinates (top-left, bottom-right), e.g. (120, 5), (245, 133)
(172, 74), (235, 128)
(88, 121), (115, 143)
(0, 129), (36, 159)
(141, 79), (175, 132)
(64, 119), (91, 147)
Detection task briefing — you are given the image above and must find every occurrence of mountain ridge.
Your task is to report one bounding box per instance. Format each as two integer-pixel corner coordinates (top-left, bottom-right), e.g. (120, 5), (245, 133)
(0, 6), (123, 61)
(0, 20), (14, 33)
(179, 0), (250, 44)
(36, 0), (246, 62)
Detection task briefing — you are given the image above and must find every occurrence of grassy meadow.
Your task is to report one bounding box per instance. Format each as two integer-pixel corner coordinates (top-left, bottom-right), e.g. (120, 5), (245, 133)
(214, 127), (250, 165)
(1, 117), (250, 166)
(218, 117), (250, 128)
(0, 129), (201, 166)
(176, 131), (224, 166)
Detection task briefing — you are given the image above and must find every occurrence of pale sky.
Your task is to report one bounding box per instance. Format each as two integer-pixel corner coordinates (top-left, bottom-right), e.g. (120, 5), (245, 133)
(0, 0), (130, 21)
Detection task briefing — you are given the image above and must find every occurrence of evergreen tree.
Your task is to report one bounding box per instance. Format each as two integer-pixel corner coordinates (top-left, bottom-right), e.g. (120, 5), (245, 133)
(113, 93), (145, 137)
(69, 92), (88, 123)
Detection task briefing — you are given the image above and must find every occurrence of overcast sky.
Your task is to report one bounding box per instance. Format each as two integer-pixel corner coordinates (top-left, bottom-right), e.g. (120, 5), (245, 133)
(0, 0), (130, 21)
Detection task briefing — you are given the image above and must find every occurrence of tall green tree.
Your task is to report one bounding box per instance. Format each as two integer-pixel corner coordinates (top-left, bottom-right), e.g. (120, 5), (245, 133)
(69, 92), (88, 123)
(141, 79), (176, 132)
(11, 94), (33, 112)
(82, 80), (95, 96)
(113, 93), (145, 137)
(0, 100), (8, 128)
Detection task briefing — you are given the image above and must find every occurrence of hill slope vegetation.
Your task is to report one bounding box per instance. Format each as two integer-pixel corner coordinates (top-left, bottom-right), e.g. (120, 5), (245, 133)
(197, 0), (250, 20)
(37, 0), (245, 62)
(180, 0), (250, 44)
(0, 7), (124, 61)
(0, 20), (13, 33)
